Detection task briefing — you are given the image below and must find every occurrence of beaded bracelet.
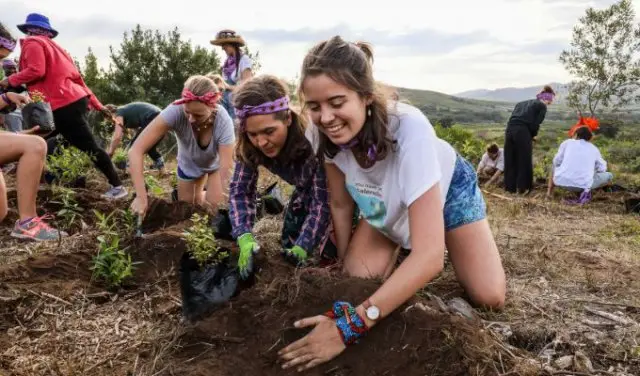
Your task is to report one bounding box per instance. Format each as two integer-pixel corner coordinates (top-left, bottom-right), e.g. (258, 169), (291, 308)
(323, 301), (369, 345)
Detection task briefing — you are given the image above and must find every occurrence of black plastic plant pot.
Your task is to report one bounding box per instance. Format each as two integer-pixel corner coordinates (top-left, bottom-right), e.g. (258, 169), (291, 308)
(22, 102), (55, 132)
(179, 249), (240, 323)
(211, 209), (234, 241)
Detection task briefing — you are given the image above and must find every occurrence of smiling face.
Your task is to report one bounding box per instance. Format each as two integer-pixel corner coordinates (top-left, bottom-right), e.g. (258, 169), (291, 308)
(183, 101), (213, 129)
(302, 73), (371, 146)
(244, 112), (291, 158)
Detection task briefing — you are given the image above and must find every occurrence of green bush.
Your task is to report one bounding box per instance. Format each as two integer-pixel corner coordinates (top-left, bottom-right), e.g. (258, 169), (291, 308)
(46, 145), (94, 186)
(435, 124), (485, 164)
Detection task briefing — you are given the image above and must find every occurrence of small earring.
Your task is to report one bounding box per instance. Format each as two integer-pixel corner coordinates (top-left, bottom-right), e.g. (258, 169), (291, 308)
(367, 107), (372, 117)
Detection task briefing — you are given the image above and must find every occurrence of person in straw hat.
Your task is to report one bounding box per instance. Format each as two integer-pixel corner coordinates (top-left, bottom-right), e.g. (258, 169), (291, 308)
(210, 29), (254, 121)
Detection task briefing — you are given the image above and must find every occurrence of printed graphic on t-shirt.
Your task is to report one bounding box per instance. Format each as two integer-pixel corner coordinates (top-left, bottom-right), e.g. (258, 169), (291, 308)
(346, 183), (387, 228)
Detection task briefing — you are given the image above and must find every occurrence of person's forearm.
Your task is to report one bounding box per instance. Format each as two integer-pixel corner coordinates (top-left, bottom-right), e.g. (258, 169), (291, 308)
(220, 163), (233, 197)
(107, 134), (122, 156)
(128, 149), (148, 198)
(331, 203), (355, 259)
(487, 171), (502, 185)
(356, 249), (444, 328)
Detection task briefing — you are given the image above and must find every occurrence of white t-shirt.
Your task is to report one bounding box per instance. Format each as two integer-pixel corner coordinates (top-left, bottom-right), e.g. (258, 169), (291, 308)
(223, 54), (253, 84)
(306, 102), (457, 249)
(553, 139), (607, 190)
(478, 149), (504, 172)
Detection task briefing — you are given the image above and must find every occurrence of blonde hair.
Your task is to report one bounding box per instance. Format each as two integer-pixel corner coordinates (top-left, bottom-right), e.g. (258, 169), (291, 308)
(184, 75), (219, 96)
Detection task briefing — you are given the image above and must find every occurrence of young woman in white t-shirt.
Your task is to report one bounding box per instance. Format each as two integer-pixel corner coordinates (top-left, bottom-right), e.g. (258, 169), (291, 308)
(278, 36), (506, 371)
(128, 75), (235, 217)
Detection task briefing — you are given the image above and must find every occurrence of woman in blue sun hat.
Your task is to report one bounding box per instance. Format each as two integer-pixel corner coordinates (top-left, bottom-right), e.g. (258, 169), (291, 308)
(0, 13), (127, 200)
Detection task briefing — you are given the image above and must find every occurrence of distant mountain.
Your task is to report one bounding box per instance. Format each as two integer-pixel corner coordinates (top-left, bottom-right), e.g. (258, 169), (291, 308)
(455, 83), (570, 103)
(394, 86), (574, 124)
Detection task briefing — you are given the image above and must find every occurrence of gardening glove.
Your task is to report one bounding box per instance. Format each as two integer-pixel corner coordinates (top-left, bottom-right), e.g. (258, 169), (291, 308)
(237, 233), (260, 280)
(283, 245), (308, 267)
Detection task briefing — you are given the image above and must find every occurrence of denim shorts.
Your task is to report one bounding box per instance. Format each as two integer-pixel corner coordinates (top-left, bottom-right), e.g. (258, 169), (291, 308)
(177, 165), (203, 182)
(443, 155), (487, 231)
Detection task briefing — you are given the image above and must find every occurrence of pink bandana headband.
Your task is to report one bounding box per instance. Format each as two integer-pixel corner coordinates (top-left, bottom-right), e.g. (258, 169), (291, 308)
(0, 37), (16, 51)
(235, 96), (290, 131)
(536, 92), (554, 102)
(173, 88), (221, 107)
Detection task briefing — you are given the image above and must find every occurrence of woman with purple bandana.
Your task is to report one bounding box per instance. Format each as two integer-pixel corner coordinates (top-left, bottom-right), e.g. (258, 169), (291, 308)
(503, 85), (555, 194)
(228, 75), (334, 280)
(210, 30), (254, 122)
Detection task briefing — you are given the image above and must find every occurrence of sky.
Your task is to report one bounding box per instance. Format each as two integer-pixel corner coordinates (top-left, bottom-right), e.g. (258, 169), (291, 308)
(1, 0), (633, 94)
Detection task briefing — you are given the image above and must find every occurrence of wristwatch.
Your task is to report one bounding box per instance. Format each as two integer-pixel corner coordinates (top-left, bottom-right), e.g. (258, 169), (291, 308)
(362, 299), (380, 321)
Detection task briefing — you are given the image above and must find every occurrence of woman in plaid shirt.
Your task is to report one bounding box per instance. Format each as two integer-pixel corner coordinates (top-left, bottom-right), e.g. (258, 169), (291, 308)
(228, 75), (334, 280)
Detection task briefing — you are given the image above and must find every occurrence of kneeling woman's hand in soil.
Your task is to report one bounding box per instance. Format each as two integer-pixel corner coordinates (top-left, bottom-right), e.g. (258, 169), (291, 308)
(278, 315), (346, 372)
(237, 233), (260, 279)
(282, 245), (308, 267)
(279, 301), (369, 371)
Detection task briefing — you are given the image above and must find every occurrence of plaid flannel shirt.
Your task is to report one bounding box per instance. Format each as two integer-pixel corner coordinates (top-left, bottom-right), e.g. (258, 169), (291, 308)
(228, 156), (330, 252)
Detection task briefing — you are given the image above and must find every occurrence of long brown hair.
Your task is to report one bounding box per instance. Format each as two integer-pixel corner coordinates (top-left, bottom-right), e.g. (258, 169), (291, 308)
(299, 35), (394, 162)
(0, 22), (16, 46)
(233, 75), (312, 168)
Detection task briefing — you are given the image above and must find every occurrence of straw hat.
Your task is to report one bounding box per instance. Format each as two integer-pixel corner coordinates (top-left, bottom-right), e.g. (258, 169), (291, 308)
(210, 29), (245, 47)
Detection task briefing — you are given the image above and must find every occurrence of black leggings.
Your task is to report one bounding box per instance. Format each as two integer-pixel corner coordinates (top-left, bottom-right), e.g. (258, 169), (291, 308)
(503, 125), (533, 194)
(46, 97), (122, 187)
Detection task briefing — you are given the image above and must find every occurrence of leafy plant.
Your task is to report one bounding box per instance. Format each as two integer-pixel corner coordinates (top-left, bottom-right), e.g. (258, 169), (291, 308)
(435, 123), (485, 164)
(90, 235), (136, 288)
(145, 174), (164, 196)
(29, 90), (46, 103)
(183, 213), (228, 268)
(113, 148), (128, 164)
(50, 186), (84, 229)
(46, 145), (94, 186)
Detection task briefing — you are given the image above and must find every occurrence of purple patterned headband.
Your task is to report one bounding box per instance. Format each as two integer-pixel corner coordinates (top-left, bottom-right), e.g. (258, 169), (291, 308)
(0, 36), (16, 52)
(537, 92), (554, 102)
(25, 27), (54, 38)
(235, 96), (290, 131)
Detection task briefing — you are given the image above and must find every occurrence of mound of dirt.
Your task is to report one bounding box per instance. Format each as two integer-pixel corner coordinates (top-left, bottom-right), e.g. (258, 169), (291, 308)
(161, 265), (524, 376)
(141, 198), (207, 233)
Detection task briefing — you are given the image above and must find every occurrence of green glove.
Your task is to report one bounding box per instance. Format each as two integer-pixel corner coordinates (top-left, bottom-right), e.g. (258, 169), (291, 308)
(283, 245), (308, 266)
(237, 233), (259, 279)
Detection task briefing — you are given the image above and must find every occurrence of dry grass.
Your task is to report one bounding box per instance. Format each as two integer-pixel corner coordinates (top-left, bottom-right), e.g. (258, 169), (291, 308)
(1, 165), (639, 375)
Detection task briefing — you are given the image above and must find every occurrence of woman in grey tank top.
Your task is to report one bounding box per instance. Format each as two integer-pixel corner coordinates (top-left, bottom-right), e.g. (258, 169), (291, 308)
(128, 75), (235, 217)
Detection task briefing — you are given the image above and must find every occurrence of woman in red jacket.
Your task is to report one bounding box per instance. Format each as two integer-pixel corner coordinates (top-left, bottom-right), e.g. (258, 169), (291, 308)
(0, 13), (127, 200)
(0, 21), (66, 241)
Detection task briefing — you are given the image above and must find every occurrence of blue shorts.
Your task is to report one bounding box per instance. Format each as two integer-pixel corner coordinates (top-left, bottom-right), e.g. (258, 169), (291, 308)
(177, 166), (203, 182)
(443, 155), (487, 231)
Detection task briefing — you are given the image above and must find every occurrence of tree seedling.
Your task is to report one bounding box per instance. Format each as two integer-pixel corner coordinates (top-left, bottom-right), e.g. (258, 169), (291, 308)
(183, 213), (228, 268)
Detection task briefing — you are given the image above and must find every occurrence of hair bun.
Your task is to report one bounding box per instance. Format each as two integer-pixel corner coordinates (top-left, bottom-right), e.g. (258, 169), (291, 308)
(354, 41), (374, 64)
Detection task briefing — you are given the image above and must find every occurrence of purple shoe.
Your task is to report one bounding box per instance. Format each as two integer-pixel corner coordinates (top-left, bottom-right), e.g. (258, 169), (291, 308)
(565, 190), (592, 205)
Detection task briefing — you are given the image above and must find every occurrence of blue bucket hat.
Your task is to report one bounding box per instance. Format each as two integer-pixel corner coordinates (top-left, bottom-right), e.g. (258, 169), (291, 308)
(17, 13), (58, 38)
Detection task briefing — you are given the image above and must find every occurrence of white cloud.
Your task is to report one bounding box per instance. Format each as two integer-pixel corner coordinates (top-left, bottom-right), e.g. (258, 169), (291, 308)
(3, 0), (638, 94)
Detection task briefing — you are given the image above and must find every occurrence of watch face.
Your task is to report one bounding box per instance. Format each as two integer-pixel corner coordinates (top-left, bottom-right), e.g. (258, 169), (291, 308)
(366, 306), (380, 320)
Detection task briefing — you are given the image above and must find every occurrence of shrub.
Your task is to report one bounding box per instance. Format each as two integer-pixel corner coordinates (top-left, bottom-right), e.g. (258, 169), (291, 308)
(435, 123), (485, 164)
(46, 145), (94, 186)
(183, 213), (228, 268)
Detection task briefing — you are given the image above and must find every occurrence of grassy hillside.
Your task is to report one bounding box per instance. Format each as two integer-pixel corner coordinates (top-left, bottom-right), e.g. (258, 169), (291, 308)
(396, 86), (575, 124)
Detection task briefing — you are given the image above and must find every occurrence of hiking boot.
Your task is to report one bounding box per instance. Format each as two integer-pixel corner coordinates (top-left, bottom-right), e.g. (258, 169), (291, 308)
(101, 185), (128, 200)
(11, 216), (68, 241)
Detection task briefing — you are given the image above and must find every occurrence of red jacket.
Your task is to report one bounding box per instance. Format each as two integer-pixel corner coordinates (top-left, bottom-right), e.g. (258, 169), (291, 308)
(8, 36), (103, 111)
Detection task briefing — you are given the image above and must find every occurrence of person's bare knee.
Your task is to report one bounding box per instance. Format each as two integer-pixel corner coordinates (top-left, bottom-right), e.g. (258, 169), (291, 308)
(0, 175), (7, 223)
(30, 136), (47, 158)
(343, 220), (397, 278)
(446, 219), (506, 310)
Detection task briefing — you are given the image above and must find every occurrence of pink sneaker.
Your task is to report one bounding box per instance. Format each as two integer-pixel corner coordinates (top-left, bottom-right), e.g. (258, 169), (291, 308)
(10, 215), (68, 242)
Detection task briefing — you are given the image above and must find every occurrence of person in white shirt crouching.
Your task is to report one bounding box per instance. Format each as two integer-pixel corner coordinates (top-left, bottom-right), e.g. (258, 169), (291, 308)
(477, 143), (504, 187)
(546, 126), (612, 204)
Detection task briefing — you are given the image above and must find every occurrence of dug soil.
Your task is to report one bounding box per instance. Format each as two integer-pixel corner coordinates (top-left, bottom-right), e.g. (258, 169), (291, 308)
(0, 194), (530, 376)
